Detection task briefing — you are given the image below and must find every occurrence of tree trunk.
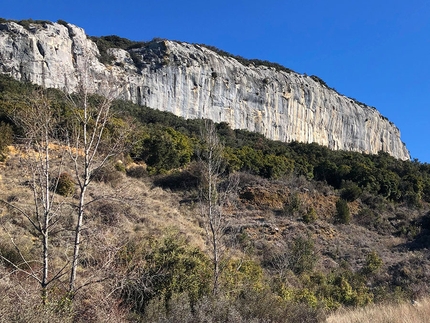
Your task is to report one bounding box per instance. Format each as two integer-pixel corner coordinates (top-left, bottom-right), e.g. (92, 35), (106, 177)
(69, 185), (86, 293)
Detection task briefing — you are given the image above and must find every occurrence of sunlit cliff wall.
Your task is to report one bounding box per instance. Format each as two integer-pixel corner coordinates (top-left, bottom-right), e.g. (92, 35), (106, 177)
(0, 21), (410, 160)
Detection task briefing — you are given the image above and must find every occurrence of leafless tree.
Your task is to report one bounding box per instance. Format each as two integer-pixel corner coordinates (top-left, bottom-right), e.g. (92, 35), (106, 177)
(198, 120), (238, 295)
(0, 89), (68, 303)
(66, 74), (129, 294)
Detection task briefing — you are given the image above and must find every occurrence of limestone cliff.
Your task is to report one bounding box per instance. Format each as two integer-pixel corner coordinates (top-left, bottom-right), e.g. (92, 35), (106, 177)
(0, 20), (410, 160)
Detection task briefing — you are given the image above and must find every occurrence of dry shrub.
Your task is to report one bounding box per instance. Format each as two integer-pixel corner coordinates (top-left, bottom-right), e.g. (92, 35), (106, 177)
(139, 289), (325, 323)
(55, 172), (75, 196)
(91, 164), (123, 187)
(237, 172), (268, 187)
(0, 279), (73, 323)
(91, 200), (125, 225)
(0, 270), (128, 323)
(0, 231), (35, 269)
(72, 292), (129, 323)
(126, 164), (147, 178)
(153, 168), (200, 191)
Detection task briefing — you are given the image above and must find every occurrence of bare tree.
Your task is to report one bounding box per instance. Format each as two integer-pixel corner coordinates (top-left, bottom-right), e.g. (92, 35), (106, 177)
(66, 77), (129, 294)
(0, 89), (68, 303)
(198, 120), (238, 295)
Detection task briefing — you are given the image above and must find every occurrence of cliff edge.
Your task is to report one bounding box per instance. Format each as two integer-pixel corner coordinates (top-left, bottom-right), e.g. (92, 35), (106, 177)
(0, 20), (410, 160)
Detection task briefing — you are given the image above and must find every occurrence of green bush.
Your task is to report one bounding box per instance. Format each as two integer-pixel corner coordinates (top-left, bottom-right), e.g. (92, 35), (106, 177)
(221, 258), (265, 298)
(283, 192), (303, 217)
(340, 181), (362, 202)
(139, 127), (194, 174)
(55, 172), (75, 197)
(335, 198), (350, 224)
(288, 235), (318, 275)
(121, 234), (212, 314)
(303, 207), (317, 223)
(17, 19), (52, 30)
(114, 161), (126, 172)
(153, 168), (200, 191)
(260, 154), (294, 179)
(361, 250), (383, 275)
(327, 274), (373, 306)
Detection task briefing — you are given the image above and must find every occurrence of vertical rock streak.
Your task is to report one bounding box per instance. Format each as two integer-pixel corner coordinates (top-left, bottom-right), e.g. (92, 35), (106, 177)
(0, 21), (410, 160)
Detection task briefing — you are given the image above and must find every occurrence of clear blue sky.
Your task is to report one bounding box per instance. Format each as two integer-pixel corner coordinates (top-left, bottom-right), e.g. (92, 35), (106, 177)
(3, 0), (430, 162)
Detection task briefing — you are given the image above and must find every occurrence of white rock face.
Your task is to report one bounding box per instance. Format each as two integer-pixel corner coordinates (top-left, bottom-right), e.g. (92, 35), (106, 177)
(0, 21), (410, 160)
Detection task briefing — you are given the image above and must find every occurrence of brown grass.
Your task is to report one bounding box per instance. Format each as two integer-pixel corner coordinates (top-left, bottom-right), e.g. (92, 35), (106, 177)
(326, 297), (430, 323)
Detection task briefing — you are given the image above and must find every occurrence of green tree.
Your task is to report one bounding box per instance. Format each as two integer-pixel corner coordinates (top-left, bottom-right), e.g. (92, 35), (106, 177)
(236, 146), (264, 174)
(340, 181), (362, 202)
(335, 198), (350, 224)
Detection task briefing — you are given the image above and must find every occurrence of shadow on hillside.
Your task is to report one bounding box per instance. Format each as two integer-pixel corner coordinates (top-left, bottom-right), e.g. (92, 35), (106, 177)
(404, 212), (430, 250)
(153, 169), (200, 191)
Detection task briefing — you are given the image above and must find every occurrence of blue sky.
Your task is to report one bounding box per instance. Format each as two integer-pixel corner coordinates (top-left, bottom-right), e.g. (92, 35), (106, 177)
(3, 0), (430, 162)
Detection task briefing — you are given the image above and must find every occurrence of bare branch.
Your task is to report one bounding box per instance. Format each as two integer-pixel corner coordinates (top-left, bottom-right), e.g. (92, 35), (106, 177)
(0, 225), (41, 284)
(198, 120), (238, 295)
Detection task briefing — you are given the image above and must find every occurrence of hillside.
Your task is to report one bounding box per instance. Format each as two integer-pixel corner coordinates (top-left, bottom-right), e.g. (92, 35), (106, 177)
(0, 18), (409, 160)
(0, 74), (429, 322)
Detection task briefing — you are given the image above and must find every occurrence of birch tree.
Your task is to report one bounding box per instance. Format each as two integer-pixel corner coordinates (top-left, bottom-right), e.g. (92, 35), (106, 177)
(66, 79), (128, 294)
(198, 120), (238, 295)
(0, 89), (67, 303)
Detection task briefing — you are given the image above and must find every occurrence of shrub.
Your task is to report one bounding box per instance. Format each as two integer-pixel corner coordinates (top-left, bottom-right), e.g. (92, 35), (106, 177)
(91, 164), (123, 187)
(93, 201), (123, 225)
(54, 172), (75, 197)
(303, 206), (317, 223)
(56, 19), (68, 26)
(221, 258), (265, 298)
(0, 240), (24, 268)
(126, 164), (147, 178)
(140, 291), (324, 323)
(340, 181), (362, 201)
(335, 198), (350, 224)
(288, 235), (318, 275)
(153, 169), (200, 191)
(283, 192), (303, 217)
(361, 250), (383, 275)
(0, 236), (34, 269)
(17, 19), (52, 30)
(114, 161), (126, 172)
(139, 127), (193, 174)
(121, 234), (212, 314)
(0, 122), (13, 161)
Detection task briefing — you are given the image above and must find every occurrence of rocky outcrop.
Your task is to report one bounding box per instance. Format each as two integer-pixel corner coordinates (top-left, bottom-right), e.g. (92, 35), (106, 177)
(0, 20), (410, 160)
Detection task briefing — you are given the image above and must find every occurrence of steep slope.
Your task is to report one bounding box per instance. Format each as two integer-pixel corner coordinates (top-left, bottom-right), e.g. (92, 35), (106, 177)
(0, 20), (410, 160)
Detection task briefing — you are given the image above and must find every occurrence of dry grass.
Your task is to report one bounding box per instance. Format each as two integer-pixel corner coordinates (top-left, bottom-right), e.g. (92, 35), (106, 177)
(326, 297), (430, 323)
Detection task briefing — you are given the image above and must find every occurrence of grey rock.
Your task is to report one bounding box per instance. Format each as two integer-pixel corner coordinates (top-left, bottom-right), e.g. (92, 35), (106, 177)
(0, 21), (410, 160)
